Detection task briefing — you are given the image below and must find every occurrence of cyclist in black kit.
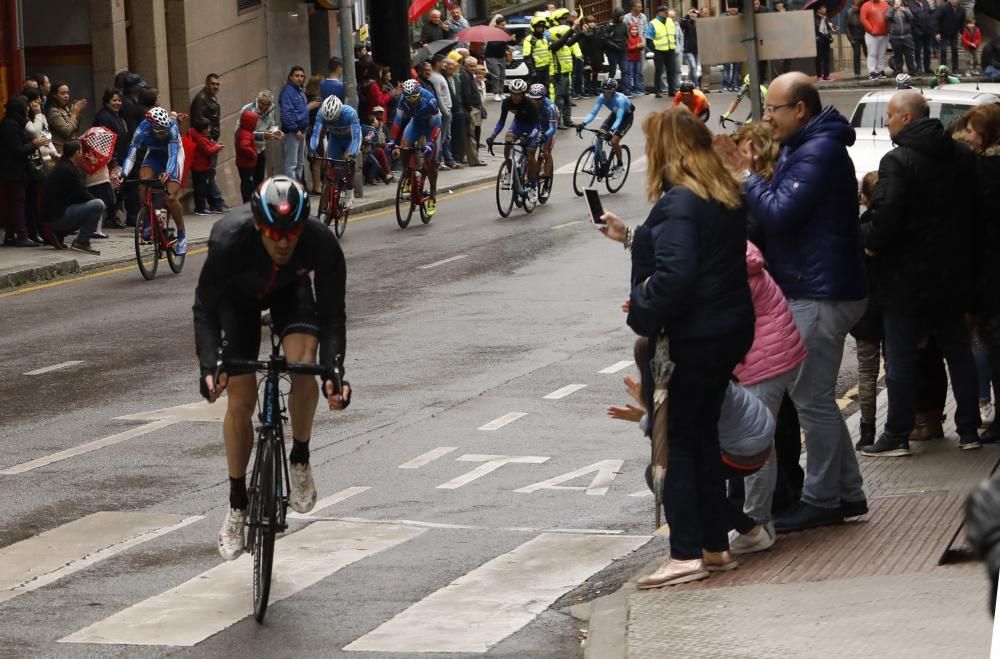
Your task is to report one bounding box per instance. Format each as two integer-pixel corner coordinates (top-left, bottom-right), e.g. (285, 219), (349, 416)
(193, 175), (352, 561)
(485, 79), (543, 194)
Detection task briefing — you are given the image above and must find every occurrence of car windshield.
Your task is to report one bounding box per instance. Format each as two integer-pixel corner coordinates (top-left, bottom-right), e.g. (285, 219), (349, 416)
(851, 100), (977, 130)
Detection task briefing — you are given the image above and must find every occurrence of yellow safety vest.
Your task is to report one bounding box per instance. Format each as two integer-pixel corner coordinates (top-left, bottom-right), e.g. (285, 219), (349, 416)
(549, 26), (574, 75)
(523, 33), (552, 68)
(651, 17), (677, 52)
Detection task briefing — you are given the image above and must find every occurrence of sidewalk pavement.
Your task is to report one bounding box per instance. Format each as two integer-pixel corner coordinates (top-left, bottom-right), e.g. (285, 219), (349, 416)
(578, 393), (998, 658)
(0, 162), (498, 290)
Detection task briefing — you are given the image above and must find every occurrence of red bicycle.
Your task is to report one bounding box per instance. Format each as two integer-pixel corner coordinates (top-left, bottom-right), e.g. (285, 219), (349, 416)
(393, 146), (434, 229)
(134, 179), (184, 280)
(315, 156), (353, 239)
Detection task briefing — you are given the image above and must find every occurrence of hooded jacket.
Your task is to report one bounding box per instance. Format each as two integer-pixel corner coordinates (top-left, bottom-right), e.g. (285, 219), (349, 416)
(744, 105), (867, 301)
(975, 144), (1000, 316)
(734, 242), (808, 386)
(862, 117), (977, 313)
(0, 98), (34, 183)
(235, 109), (259, 169)
(187, 127), (223, 173)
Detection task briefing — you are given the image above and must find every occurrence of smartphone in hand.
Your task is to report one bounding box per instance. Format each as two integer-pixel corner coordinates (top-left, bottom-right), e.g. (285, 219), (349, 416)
(585, 187), (605, 225)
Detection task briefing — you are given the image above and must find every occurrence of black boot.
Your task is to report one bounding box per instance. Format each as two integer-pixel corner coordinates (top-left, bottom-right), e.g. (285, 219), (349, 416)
(856, 421), (876, 451)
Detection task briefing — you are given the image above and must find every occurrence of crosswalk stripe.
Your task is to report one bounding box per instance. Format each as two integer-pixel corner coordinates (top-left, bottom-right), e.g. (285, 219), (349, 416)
(0, 512), (201, 605)
(478, 412), (527, 431)
(599, 360), (634, 374)
(344, 532), (648, 654)
(60, 521), (425, 647)
(398, 446), (458, 469)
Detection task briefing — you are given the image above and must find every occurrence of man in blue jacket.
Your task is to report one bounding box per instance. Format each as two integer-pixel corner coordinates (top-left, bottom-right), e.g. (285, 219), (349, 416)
(279, 66), (310, 183)
(718, 72), (869, 533)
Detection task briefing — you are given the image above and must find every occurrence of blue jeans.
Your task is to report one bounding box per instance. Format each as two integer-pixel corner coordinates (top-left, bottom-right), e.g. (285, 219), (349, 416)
(722, 62), (739, 88)
(787, 298), (868, 509)
(281, 132), (305, 182)
(624, 60), (643, 95)
(47, 198), (104, 244)
(684, 52), (701, 81)
(882, 311), (981, 437)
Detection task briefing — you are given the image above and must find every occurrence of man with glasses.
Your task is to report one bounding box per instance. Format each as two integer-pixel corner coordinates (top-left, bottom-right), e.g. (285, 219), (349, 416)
(714, 72), (868, 534)
(387, 78), (443, 216)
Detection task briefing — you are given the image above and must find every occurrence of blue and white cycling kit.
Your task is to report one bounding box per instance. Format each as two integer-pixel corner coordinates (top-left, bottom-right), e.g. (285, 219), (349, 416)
(309, 104), (362, 158)
(580, 92), (635, 136)
(390, 87), (442, 153)
(123, 118), (184, 182)
(537, 98), (559, 148)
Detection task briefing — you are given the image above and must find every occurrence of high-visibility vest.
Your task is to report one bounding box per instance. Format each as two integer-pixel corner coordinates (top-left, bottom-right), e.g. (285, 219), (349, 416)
(651, 17), (677, 52)
(523, 33), (552, 68)
(549, 26), (574, 75)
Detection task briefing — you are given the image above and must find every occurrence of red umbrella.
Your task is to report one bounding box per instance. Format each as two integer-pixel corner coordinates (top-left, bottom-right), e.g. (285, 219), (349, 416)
(455, 25), (513, 43)
(408, 0), (438, 23)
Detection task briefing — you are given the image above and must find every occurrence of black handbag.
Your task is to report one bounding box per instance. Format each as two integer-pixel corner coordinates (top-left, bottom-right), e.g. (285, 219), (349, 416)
(26, 151), (47, 184)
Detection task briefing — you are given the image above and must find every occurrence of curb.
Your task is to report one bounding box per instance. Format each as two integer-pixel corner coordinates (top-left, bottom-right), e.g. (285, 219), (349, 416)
(0, 172), (497, 292)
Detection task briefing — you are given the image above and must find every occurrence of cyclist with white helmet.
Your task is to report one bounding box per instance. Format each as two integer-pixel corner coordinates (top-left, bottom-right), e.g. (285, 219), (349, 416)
(529, 83), (559, 182)
(895, 73), (913, 89)
(486, 78), (543, 195)
(387, 79), (442, 216)
(123, 106), (188, 254)
(309, 95), (361, 209)
(720, 74), (768, 127)
(577, 79), (634, 170)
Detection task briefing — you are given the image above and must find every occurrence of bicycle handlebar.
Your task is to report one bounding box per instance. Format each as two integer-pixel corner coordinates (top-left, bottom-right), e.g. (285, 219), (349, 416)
(576, 126), (609, 140)
(719, 116), (745, 129)
(486, 137), (532, 157)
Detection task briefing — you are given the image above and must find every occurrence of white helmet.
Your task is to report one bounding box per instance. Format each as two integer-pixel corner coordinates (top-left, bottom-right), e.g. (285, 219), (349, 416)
(145, 106), (171, 130)
(321, 95), (343, 121)
(509, 79), (528, 94)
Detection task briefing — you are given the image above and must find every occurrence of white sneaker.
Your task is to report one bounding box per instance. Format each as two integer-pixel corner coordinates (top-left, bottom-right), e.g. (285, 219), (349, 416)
(218, 508), (247, 561)
(981, 402), (995, 428)
(342, 189), (354, 210)
(728, 522), (776, 555)
(289, 463), (317, 513)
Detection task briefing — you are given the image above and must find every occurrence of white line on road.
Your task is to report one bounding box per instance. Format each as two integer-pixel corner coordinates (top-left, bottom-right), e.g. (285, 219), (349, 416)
(60, 521), (425, 647)
(551, 220), (582, 229)
(344, 532), (649, 653)
(23, 360), (84, 376)
(543, 383), (587, 400)
(301, 515), (636, 536)
(418, 254), (469, 270)
(599, 360), (634, 374)
(628, 490), (654, 498)
(0, 419), (176, 475)
(398, 446), (458, 469)
(478, 412), (527, 431)
(287, 486), (371, 519)
(0, 512), (202, 605)
(436, 454), (550, 490)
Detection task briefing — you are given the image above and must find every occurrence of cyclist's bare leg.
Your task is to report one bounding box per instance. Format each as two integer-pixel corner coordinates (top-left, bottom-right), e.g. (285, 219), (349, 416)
(399, 143), (414, 181)
(503, 132), (516, 161)
(428, 159), (438, 199)
(526, 147), (539, 185)
(223, 373), (257, 479)
(543, 145), (554, 178)
(165, 180), (185, 232)
(283, 333), (320, 442)
(610, 133), (623, 165)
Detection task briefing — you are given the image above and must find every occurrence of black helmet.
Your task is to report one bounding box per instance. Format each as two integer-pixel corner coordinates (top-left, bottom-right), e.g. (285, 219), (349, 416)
(679, 80), (696, 93)
(251, 176), (310, 237)
(601, 79), (618, 92)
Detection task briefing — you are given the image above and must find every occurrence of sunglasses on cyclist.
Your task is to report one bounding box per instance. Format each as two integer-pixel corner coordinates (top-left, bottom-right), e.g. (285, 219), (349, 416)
(258, 223), (305, 242)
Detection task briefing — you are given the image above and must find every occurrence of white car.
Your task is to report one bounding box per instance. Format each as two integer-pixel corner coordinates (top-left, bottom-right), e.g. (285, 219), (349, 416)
(846, 87), (1000, 182)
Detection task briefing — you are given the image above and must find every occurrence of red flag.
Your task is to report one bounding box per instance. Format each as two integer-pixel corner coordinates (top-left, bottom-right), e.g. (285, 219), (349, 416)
(408, 0), (437, 22)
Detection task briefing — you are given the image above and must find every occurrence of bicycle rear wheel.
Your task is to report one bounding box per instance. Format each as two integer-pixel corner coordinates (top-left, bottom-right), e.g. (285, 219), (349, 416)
(605, 144), (631, 194)
(250, 430), (277, 623)
(395, 173), (414, 228)
(572, 148), (596, 197)
(495, 160), (514, 217)
(333, 186), (349, 237)
(134, 208), (159, 280)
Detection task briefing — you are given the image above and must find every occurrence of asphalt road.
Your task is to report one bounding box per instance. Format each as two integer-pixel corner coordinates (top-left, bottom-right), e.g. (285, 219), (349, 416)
(0, 87), (870, 659)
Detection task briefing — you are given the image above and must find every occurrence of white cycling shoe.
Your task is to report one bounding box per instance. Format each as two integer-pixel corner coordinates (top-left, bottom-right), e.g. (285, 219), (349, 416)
(289, 463), (317, 514)
(218, 508), (247, 561)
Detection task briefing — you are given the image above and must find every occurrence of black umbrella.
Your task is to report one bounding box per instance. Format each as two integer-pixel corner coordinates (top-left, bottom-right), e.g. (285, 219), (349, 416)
(412, 39), (458, 65)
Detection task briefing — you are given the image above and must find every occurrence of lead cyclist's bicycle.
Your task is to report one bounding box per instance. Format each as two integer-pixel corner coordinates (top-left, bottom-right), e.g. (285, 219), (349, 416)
(223, 317), (346, 622)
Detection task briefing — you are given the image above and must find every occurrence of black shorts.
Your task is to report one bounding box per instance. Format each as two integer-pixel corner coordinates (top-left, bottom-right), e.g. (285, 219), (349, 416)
(600, 110), (634, 137)
(219, 276), (320, 375)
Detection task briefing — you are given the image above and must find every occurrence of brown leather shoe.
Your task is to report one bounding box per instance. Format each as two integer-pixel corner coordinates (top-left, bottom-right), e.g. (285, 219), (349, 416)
(702, 550), (739, 572)
(636, 558), (709, 589)
(910, 412), (945, 441)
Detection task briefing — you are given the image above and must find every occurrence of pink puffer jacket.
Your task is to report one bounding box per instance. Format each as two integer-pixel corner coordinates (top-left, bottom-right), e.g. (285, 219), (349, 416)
(734, 242), (808, 386)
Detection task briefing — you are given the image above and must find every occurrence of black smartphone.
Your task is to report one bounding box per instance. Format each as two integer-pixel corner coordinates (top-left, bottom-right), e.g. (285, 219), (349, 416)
(585, 187), (605, 225)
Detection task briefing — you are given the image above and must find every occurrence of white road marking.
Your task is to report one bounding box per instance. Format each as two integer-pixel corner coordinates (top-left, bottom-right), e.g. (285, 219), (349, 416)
(0, 419), (176, 475)
(554, 161), (577, 175)
(60, 521), (425, 647)
(23, 360), (84, 376)
(436, 454), (550, 490)
(543, 383), (587, 400)
(628, 490), (654, 498)
(599, 360), (634, 374)
(478, 412), (527, 431)
(515, 460), (625, 496)
(418, 254), (469, 270)
(631, 155), (648, 174)
(344, 532), (649, 653)
(301, 515), (633, 536)
(398, 446), (458, 469)
(0, 512), (201, 605)
(551, 220), (582, 229)
(287, 486), (371, 519)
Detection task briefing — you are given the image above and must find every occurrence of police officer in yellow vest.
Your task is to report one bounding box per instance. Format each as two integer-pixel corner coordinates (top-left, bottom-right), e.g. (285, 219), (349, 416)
(548, 9), (580, 130)
(523, 15), (553, 90)
(645, 5), (680, 98)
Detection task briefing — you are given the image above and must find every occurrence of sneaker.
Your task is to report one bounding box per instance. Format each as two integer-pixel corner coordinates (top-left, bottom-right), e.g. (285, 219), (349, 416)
(980, 402), (995, 428)
(636, 558), (709, 589)
(856, 421), (876, 451)
(728, 523), (776, 555)
(424, 197), (437, 217)
(841, 498), (869, 518)
(981, 424), (1000, 444)
(289, 462), (317, 513)
(173, 236), (187, 256)
(703, 550), (739, 571)
(91, 232), (109, 239)
(218, 507), (247, 561)
(862, 433), (912, 457)
(193, 209), (213, 216)
(910, 413), (944, 441)
(526, 186), (537, 204)
(70, 240), (100, 256)
(342, 189), (354, 210)
(960, 432), (982, 451)
(773, 501), (844, 533)
(210, 205), (231, 214)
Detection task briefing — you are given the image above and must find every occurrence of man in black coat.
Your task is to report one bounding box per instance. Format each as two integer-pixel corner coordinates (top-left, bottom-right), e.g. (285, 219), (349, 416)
(862, 90), (981, 455)
(40, 141), (105, 254)
(420, 10), (447, 45)
(933, 0), (966, 73)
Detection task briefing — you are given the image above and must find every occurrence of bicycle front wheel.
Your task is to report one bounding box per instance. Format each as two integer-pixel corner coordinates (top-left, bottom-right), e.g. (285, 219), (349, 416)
(134, 208), (159, 280)
(395, 173), (414, 228)
(417, 172), (433, 224)
(317, 182), (334, 226)
(605, 144), (631, 194)
(572, 148), (596, 197)
(250, 431), (277, 623)
(164, 215), (184, 274)
(334, 188), (349, 237)
(538, 175), (552, 205)
(495, 160), (515, 217)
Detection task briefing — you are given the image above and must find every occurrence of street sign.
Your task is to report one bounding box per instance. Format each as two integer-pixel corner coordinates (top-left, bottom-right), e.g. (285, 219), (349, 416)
(696, 12), (817, 66)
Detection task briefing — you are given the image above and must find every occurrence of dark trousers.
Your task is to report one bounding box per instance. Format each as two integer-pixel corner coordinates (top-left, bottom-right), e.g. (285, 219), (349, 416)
(192, 170), (212, 212)
(914, 32), (933, 71)
(891, 36), (917, 74)
(572, 61), (584, 96)
(915, 337), (948, 413)
(553, 74), (571, 127)
(653, 50), (671, 94)
(773, 394), (804, 514)
(238, 167), (256, 203)
(1, 180), (27, 239)
(254, 151), (267, 187)
(207, 153), (226, 210)
(978, 315), (1000, 427)
(25, 181), (43, 238)
(883, 311), (981, 437)
(87, 181), (116, 229)
(661, 329), (754, 559)
(852, 38), (869, 76)
(532, 67), (550, 89)
(816, 39), (832, 78)
(451, 111), (468, 164)
(940, 33), (960, 71)
(606, 51), (627, 81)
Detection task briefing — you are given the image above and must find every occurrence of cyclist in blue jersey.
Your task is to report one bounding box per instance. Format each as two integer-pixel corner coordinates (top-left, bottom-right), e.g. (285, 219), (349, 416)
(123, 106), (188, 254)
(485, 79), (542, 196)
(576, 79), (634, 174)
(309, 95), (361, 209)
(529, 83), (559, 182)
(387, 79), (442, 216)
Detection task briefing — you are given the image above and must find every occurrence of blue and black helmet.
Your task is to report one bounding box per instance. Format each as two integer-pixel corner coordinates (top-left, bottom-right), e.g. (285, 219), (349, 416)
(251, 176), (310, 235)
